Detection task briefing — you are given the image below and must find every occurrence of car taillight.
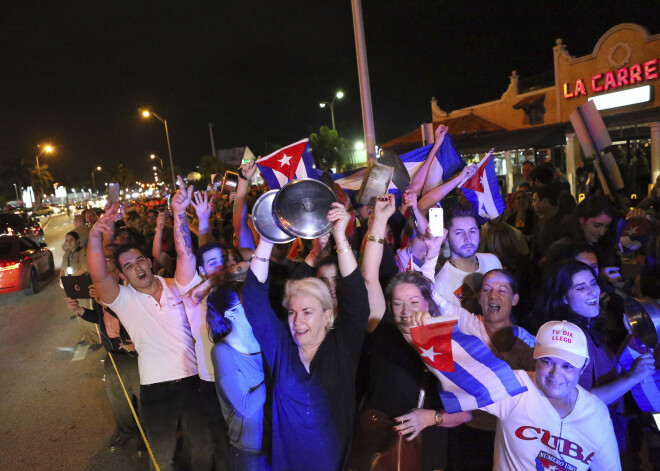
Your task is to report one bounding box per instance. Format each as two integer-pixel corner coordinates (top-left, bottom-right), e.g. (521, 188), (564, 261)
(0, 261), (20, 271)
(6, 227), (14, 235)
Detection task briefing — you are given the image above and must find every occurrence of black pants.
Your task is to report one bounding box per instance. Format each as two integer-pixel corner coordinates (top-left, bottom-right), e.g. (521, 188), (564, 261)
(105, 352), (140, 440)
(140, 375), (213, 471)
(199, 380), (230, 470)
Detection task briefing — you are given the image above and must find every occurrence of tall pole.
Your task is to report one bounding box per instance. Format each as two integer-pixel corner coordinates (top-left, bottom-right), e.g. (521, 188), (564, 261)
(330, 102), (336, 131)
(34, 154), (42, 204)
(208, 122), (217, 157)
(91, 170), (96, 194)
(13, 183), (19, 202)
(162, 119), (176, 189)
(351, 0), (377, 163)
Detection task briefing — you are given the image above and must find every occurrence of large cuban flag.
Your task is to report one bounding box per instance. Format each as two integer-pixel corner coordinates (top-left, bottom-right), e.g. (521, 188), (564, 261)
(256, 139), (318, 189)
(323, 134), (466, 197)
(410, 316), (528, 413)
(618, 338), (660, 412)
(459, 150), (506, 222)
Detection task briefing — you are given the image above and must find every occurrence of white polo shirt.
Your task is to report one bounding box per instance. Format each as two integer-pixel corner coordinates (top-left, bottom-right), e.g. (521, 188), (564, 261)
(481, 371), (621, 471)
(177, 272), (215, 382)
(107, 275), (198, 385)
(433, 252), (501, 306)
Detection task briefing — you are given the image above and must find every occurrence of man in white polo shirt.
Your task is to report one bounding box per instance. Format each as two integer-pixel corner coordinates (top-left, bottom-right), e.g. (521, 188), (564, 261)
(433, 204), (501, 306)
(88, 177), (212, 471)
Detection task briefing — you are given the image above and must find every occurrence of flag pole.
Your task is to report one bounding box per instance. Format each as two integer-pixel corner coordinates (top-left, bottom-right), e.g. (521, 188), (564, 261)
(351, 0), (377, 164)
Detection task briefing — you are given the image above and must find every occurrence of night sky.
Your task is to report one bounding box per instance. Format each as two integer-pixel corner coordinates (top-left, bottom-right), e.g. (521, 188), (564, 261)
(2, 1), (659, 188)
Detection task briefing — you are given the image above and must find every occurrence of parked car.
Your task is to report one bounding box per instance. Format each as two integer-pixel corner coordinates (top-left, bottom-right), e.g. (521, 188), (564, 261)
(0, 234), (55, 294)
(32, 205), (57, 216)
(0, 212), (45, 244)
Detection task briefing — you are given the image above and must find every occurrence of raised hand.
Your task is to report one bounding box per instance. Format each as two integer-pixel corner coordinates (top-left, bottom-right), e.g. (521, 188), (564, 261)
(373, 194), (396, 222)
(90, 201), (121, 240)
(423, 227), (447, 258)
(240, 160), (258, 180)
(171, 175), (194, 214)
(435, 124), (448, 140)
(402, 188), (418, 212)
(459, 163), (478, 181)
(328, 202), (351, 240)
(156, 211), (168, 230)
(192, 190), (215, 222)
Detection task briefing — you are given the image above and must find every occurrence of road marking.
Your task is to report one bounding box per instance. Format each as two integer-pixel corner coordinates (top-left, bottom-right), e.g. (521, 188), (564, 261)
(71, 344), (90, 361)
(57, 347), (75, 352)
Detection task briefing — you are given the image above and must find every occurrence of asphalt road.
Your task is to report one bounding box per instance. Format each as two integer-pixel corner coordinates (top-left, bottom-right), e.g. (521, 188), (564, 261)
(0, 214), (149, 470)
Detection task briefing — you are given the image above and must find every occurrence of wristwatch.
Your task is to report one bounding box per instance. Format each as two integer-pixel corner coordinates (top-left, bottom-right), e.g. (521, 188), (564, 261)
(237, 168), (247, 180)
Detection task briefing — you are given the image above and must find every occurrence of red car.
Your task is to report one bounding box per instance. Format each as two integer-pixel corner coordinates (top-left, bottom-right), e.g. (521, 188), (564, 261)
(0, 235), (55, 294)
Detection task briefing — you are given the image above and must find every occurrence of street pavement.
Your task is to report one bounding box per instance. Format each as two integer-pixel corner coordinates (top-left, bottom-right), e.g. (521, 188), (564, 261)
(0, 214), (148, 470)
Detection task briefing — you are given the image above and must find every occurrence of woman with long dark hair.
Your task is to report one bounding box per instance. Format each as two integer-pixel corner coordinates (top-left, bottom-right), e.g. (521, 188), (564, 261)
(537, 261), (655, 468)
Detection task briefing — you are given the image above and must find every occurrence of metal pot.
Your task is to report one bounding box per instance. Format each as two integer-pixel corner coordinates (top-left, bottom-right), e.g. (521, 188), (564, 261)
(251, 190), (295, 244)
(220, 171), (239, 195)
(624, 297), (660, 348)
(273, 179), (337, 239)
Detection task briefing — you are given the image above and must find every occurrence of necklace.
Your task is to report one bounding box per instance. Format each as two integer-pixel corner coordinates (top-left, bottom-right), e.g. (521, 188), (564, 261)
(449, 256), (479, 271)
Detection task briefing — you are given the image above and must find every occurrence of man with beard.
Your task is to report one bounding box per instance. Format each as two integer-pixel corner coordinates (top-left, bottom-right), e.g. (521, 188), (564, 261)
(433, 204), (501, 306)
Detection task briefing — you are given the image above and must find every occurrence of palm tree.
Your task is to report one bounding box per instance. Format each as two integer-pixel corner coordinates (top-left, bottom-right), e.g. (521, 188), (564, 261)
(309, 125), (349, 172)
(29, 161), (54, 205)
(109, 164), (136, 189)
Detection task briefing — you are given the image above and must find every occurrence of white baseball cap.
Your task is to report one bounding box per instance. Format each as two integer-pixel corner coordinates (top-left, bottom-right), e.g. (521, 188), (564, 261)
(533, 321), (589, 368)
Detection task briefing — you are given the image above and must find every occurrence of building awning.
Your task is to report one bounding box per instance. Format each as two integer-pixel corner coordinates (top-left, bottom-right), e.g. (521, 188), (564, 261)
(512, 93), (545, 110)
(381, 113), (505, 154)
(452, 123), (569, 155)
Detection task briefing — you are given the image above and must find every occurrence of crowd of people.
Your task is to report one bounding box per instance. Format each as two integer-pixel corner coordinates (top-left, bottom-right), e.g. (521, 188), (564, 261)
(58, 141), (660, 471)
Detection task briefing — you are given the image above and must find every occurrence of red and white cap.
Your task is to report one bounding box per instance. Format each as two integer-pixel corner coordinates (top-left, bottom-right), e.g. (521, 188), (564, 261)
(533, 321), (589, 368)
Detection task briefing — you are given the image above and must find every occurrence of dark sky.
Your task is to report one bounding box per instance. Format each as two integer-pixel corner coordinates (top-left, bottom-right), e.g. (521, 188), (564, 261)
(2, 1), (659, 187)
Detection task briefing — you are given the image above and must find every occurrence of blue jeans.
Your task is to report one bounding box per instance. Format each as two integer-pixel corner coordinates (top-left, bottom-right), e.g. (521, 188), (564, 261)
(229, 445), (269, 471)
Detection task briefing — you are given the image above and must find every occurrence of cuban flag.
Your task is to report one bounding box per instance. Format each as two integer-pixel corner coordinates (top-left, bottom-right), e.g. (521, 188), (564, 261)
(618, 338), (660, 412)
(411, 316), (528, 413)
(535, 451), (576, 471)
(322, 134), (466, 197)
(459, 149), (505, 222)
(256, 139), (318, 189)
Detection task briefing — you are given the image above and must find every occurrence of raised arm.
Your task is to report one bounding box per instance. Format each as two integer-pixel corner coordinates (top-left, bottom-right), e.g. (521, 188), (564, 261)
(402, 187), (429, 236)
(411, 125), (448, 196)
(171, 175), (196, 286)
(249, 237), (274, 283)
(362, 194), (396, 332)
(233, 161), (257, 250)
(590, 353), (656, 405)
(418, 164), (478, 212)
(328, 202), (357, 276)
(152, 211), (174, 268)
(192, 190), (215, 247)
(88, 202), (121, 305)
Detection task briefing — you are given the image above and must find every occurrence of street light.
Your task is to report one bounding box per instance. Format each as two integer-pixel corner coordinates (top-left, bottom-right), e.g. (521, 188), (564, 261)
(319, 90), (344, 131)
(140, 110), (176, 189)
(34, 144), (54, 204)
(91, 166), (101, 195)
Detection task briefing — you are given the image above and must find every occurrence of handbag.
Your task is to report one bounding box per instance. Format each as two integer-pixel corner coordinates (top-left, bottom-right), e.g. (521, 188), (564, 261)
(348, 390), (425, 471)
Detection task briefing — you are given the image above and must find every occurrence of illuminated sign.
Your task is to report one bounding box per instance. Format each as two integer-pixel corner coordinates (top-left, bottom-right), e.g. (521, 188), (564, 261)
(563, 58), (658, 99)
(588, 85), (651, 110)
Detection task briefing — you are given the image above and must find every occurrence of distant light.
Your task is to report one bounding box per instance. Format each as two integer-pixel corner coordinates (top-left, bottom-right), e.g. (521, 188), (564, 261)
(150, 154), (156, 159)
(354, 141), (364, 151)
(142, 110), (151, 118)
(319, 103), (326, 108)
(96, 166), (101, 171)
(153, 166), (157, 170)
(336, 91), (344, 99)
(588, 85), (651, 110)
(44, 145), (54, 153)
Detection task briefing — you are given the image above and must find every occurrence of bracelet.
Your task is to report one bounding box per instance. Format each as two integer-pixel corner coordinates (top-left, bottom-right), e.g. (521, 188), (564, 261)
(237, 168), (247, 180)
(366, 235), (384, 245)
(434, 410), (444, 426)
(336, 246), (351, 254)
(252, 255), (269, 263)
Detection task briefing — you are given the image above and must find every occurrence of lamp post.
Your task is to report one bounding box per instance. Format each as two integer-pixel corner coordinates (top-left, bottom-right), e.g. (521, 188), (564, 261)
(319, 90), (344, 131)
(91, 166), (101, 195)
(12, 183), (19, 202)
(150, 153), (164, 170)
(34, 144), (54, 205)
(141, 110), (176, 189)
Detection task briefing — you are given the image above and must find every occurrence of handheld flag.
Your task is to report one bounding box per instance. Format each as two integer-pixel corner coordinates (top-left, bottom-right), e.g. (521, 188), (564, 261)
(618, 338), (660, 412)
(459, 149), (505, 222)
(321, 134), (466, 198)
(256, 139), (317, 189)
(411, 316), (528, 413)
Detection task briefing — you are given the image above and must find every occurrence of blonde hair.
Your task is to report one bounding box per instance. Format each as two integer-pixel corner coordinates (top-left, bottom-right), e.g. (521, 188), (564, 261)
(283, 277), (336, 328)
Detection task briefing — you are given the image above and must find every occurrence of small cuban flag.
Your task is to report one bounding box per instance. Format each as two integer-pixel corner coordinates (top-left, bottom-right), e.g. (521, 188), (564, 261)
(411, 315), (528, 413)
(256, 138), (318, 189)
(618, 337), (660, 412)
(459, 148), (506, 223)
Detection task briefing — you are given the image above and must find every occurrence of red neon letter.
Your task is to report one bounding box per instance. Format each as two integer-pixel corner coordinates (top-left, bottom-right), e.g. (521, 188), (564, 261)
(603, 71), (617, 90)
(644, 59), (658, 80)
(616, 67), (629, 87)
(563, 82), (574, 99)
(630, 64), (643, 84)
(591, 73), (603, 92)
(574, 79), (587, 96)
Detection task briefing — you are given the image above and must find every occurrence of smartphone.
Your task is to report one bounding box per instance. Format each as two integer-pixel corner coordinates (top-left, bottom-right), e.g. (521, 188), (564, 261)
(108, 183), (120, 203)
(429, 207), (444, 237)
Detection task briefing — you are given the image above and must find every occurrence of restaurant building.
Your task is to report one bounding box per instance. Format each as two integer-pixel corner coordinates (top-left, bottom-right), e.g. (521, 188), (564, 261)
(382, 23), (660, 198)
